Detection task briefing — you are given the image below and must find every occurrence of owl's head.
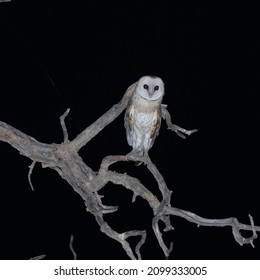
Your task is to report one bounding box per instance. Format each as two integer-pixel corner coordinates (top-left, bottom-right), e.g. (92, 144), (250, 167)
(136, 75), (164, 101)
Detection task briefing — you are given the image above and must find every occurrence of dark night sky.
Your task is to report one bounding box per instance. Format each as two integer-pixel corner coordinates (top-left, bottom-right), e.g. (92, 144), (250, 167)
(0, 2), (259, 260)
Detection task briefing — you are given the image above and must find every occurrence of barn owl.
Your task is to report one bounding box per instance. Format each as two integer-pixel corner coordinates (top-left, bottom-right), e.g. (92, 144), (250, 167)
(124, 75), (164, 161)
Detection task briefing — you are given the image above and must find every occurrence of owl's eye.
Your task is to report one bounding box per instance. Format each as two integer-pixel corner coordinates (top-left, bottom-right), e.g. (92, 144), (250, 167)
(154, 86), (159, 91)
(143, 84), (149, 90)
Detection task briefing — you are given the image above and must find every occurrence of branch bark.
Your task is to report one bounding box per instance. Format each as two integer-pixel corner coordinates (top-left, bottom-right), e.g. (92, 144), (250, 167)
(0, 82), (259, 259)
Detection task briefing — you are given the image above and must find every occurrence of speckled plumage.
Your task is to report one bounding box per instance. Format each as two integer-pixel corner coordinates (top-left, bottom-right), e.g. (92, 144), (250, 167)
(124, 76), (164, 157)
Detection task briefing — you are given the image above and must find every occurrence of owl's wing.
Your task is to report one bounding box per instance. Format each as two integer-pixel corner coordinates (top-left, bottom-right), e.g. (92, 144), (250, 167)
(124, 102), (134, 146)
(149, 107), (162, 148)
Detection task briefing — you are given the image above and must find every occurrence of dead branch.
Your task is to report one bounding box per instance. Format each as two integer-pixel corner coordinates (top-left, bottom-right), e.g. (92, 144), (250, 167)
(70, 83), (137, 151)
(60, 108), (70, 143)
(29, 254), (46, 260)
(162, 104), (198, 138)
(28, 160), (36, 191)
(0, 81), (259, 259)
(69, 235), (77, 260)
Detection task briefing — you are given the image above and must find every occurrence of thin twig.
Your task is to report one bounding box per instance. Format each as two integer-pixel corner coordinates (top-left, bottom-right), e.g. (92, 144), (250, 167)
(95, 214), (137, 260)
(28, 161), (36, 191)
(60, 108), (70, 143)
(29, 254), (46, 260)
(162, 106), (198, 138)
(69, 234), (77, 260)
(120, 230), (147, 260)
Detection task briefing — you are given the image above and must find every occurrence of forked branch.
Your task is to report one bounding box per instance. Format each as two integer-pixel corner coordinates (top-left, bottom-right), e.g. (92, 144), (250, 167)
(0, 82), (259, 259)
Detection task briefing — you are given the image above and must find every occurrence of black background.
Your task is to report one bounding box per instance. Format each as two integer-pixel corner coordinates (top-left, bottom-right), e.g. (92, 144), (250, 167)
(0, 2), (259, 260)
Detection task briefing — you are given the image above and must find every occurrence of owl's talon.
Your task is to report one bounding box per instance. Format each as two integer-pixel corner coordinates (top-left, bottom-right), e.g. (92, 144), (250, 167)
(141, 159), (148, 166)
(125, 152), (135, 161)
(125, 151), (148, 166)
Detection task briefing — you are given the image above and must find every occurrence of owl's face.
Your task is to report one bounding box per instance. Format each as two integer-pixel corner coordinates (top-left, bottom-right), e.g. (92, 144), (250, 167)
(136, 76), (164, 101)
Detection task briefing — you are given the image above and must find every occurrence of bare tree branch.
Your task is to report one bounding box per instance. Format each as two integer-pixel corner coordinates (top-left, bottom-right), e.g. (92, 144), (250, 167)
(165, 207), (259, 247)
(95, 153), (260, 258)
(0, 82), (259, 259)
(69, 235), (77, 260)
(70, 83), (136, 151)
(28, 160), (36, 191)
(60, 108), (70, 143)
(162, 104), (198, 138)
(29, 254), (46, 260)
(0, 121), (57, 164)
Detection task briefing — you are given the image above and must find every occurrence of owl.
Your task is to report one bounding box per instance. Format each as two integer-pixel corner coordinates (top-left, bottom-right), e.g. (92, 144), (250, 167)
(124, 75), (165, 160)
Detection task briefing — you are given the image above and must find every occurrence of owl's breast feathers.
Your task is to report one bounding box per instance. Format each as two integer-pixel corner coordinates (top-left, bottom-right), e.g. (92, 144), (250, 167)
(125, 99), (162, 141)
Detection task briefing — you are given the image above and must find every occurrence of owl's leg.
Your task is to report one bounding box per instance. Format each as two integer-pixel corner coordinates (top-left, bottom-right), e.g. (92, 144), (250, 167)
(126, 132), (148, 164)
(126, 148), (143, 159)
(128, 132), (144, 156)
(127, 133), (151, 165)
(141, 135), (152, 163)
(126, 145), (145, 165)
(127, 146), (150, 165)
(125, 150), (141, 166)
(141, 150), (150, 165)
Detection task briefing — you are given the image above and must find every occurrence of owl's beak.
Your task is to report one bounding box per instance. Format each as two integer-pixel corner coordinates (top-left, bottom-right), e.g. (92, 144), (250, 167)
(148, 91), (153, 98)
